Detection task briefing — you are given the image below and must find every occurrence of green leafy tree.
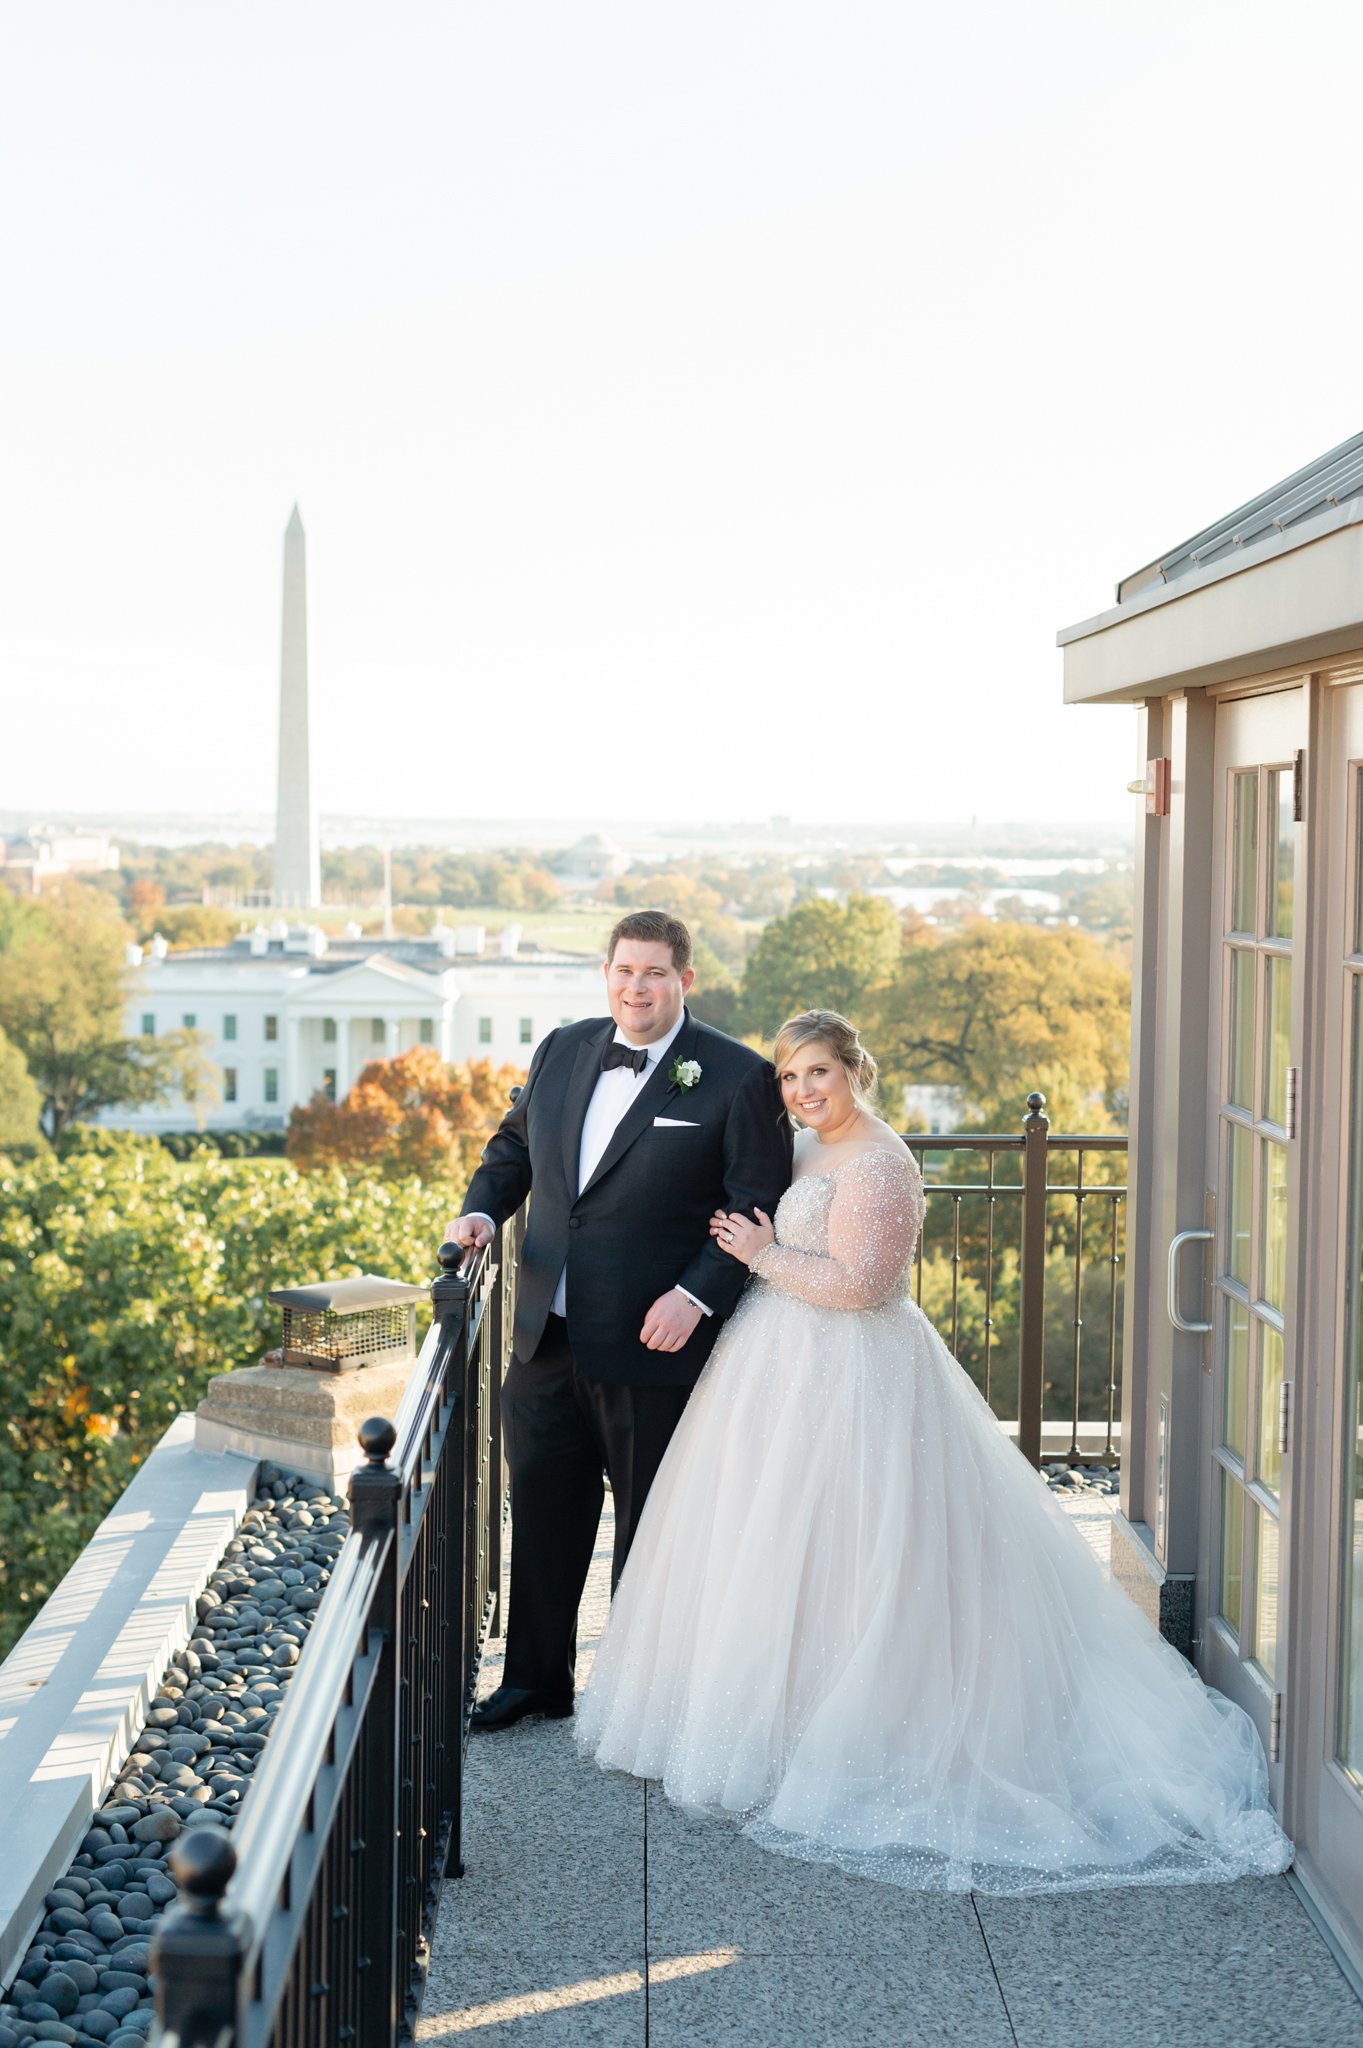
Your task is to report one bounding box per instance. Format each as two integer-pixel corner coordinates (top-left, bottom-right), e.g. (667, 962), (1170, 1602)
(739, 895), (903, 1042)
(0, 1139), (465, 1657)
(0, 884), (216, 1136)
(868, 924), (1130, 1129)
(0, 1026), (43, 1149)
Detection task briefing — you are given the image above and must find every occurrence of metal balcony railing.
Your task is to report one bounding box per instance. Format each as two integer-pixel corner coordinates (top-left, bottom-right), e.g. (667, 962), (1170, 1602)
(150, 1211), (523, 2048)
(907, 1092), (1127, 1466)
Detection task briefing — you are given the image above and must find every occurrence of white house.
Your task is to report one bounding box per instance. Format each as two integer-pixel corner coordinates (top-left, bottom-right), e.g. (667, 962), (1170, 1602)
(111, 922), (607, 1131)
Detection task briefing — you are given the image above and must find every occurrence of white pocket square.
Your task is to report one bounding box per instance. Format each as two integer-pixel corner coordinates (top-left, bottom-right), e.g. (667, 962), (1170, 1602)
(653, 1116), (699, 1127)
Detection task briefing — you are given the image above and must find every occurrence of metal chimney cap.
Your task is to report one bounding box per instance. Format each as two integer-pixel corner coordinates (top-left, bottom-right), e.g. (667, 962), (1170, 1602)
(266, 1273), (429, 1314)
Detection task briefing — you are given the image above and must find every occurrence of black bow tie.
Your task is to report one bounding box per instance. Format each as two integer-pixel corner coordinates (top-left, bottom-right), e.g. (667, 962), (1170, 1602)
(602, 1042), (649, 1076)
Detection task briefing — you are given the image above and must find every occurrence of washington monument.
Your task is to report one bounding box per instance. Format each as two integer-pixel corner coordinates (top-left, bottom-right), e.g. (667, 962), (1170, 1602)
(273, 505), (320, 908)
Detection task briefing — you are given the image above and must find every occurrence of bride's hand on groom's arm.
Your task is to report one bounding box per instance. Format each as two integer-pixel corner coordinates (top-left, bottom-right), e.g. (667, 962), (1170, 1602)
(710, 1208), (775, 1265)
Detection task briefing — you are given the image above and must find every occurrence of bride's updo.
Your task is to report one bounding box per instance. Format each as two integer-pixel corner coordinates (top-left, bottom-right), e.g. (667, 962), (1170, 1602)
(771, 1010), (879, 1112)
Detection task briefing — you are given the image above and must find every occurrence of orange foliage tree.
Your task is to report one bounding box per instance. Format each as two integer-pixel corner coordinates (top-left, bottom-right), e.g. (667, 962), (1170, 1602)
(286, 1048), (525, 1181)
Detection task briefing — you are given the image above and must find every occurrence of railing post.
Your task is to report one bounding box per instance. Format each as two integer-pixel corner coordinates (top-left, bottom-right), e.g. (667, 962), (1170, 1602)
(348, 1415), (402, 2048)
(1018, 1090), (1050, 1468)
(431, 1241), (474, 1881)
(150, 1828), (244, 2048)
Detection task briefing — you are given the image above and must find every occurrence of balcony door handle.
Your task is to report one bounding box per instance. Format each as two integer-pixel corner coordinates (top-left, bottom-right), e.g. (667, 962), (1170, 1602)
(1168, 1227), (1213, 1333)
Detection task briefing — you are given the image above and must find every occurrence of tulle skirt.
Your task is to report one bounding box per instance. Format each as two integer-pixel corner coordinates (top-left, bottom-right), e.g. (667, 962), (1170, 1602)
(575, 1279), (1293, 1894)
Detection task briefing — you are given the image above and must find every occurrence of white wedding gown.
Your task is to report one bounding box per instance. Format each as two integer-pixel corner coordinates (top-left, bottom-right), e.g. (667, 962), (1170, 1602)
(576, 1144), (1293, 1895)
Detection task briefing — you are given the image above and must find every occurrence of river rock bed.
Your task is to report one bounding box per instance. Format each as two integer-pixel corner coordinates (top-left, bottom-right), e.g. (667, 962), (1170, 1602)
(1045, 1460), (1120, 1495)
(0, 1467), (349, 2048)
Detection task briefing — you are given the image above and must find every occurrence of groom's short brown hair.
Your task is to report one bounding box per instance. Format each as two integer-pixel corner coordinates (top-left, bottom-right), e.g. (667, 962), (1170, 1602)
(606, 909), (693, 972)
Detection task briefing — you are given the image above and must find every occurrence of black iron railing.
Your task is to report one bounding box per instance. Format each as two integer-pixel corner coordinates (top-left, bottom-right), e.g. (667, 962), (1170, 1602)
(907, 1092), (1127, 1466)
(150, 1210), (523, 2048)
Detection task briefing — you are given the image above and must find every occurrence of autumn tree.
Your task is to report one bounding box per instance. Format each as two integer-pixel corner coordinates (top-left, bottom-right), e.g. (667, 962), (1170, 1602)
(287, 1047), (525, 1180)
(0, 885), (217, 1137)
(738, 894), (904, 1041)
(867, 923), (1130, 1129)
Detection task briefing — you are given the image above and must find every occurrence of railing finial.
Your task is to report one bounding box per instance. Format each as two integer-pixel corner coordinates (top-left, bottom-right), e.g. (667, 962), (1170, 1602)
(357, 1414), (397, 1466)
(168, 1823), (237, 1908)
(150, 1825), (245, 2048)
(1025, 1090), (1048, 1124)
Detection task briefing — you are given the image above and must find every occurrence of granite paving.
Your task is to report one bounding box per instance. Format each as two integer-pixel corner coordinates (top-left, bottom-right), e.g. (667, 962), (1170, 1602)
(420, 1490), (1363, 2047)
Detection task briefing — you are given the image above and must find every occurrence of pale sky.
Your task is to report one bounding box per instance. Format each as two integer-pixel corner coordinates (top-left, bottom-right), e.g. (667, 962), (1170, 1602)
(3, 2), (1359, 829)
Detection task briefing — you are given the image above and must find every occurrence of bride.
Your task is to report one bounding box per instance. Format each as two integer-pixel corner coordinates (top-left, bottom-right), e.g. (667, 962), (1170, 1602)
(575, 1010), (1292, 1894)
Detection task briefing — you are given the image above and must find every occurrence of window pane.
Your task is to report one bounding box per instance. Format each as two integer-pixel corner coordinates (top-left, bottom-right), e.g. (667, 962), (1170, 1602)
(265, 1015), (279, 1041)
(1231, 771), (1258, 933)
(519, 1017), (533, 1044)
(1259, 1139), (1288, 1312)
(141, 1014), (155, 1037)
(372, 1019), (385, 1044)
(1223, 1296), (1248, 1460)
(1257, 1323), (1284, 1498)
(1220, 1472), (1244, 1637)
(323, 1018), (336, 1043)
(478, 1017), (492, 1044)
(1263, 955), (1291, 1126)
(224, 1014), (237, 1041)
(419, 1018), (434, 1045)
(1339, 974), (1363, 1781)
(1268, 768), (1294, 940)
(1225, 1122), (1252, 1288)
(224, 1067), (237, 1104)
(1227, 948), (1255, 1109)
(264, 1068), (278, 1103)
(182, 1013), (196, 1029)
(1254, 1509), (1280, 1683)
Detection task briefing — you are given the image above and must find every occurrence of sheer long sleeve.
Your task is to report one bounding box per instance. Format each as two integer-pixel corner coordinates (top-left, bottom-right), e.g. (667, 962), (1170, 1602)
(750, 1148), (924, 1310)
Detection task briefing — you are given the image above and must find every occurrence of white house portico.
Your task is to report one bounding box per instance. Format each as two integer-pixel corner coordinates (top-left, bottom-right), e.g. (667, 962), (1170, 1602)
(109, 925), (607, 1131)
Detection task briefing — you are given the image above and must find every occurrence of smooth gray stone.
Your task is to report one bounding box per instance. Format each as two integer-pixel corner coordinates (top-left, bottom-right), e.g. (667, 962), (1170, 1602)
(95, 1993), (138, 2022)
(142, 1874), (176, 1907)
(79, 2018), (115, 2042)
(20, 2010), (60, 2028)
(49, 1969), (95, 2000)
(114, 1897), (153, 1926)
(35, 1981), (76, 2021)
(84, 1913), (123, 1946)
(129, 1812), (178, 1844)
(93, 1977), (142, 1997)
(43, 1894), (84, 1917)
(97, 1808), (140, 1830)
(43, 1915), (87, 1938)
(30, 2023), (77, 2045)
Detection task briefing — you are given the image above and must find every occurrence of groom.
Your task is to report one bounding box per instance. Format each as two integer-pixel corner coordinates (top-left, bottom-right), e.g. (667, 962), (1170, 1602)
(446, 908), (792, 1729)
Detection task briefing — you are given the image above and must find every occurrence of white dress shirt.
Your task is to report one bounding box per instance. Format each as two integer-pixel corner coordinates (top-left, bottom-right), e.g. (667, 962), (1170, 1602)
(468, 1011), (712, 1322)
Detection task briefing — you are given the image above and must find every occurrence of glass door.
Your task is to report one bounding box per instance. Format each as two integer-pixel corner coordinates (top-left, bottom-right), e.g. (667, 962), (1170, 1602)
(1299, 675), (1363, 1935)
(1204, 688), (1305, 1774)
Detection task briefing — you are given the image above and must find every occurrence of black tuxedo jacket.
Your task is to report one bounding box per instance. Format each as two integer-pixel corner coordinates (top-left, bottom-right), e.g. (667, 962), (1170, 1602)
(461, 1010), (793, 1386)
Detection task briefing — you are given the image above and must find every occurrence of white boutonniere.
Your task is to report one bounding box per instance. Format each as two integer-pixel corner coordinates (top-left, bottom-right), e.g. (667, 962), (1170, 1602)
(670, 1057), (702, 1091)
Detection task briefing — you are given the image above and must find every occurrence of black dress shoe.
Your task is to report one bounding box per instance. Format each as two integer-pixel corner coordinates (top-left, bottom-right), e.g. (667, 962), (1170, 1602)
(470, 1685), (574, 1731)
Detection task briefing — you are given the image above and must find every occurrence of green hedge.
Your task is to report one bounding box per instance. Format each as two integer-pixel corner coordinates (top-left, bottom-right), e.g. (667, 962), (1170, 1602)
(0, 1134), (462, 1658)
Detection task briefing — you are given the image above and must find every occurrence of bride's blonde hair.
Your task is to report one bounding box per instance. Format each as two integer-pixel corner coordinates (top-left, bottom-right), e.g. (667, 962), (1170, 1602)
(771, 1011), (879, 1114)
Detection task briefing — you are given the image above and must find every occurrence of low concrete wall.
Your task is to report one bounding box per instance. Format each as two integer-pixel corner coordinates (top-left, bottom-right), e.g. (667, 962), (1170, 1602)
(0, 1414), (258, 1987)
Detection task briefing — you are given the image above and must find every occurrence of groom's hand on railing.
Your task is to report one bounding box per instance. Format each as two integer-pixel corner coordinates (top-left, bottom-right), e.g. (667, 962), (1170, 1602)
(446, 1214), (495, 1253)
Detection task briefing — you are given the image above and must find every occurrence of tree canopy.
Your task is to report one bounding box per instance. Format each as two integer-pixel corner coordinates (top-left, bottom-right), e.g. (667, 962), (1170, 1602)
(868, 921), (1130, 1128)
(738, 894), (903, 1042)
(286, 1047), (524, 1179)
(0, 1025), (43, 1149)
(0, 885), (216, 1136)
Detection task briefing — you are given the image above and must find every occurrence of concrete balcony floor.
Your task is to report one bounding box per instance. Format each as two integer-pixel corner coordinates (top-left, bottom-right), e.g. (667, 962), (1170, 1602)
(420, 1498), (1363, 2048)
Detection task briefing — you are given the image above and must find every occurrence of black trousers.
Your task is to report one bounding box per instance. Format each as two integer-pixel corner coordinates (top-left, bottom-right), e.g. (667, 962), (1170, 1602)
(500, 1314), (690, 1699)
